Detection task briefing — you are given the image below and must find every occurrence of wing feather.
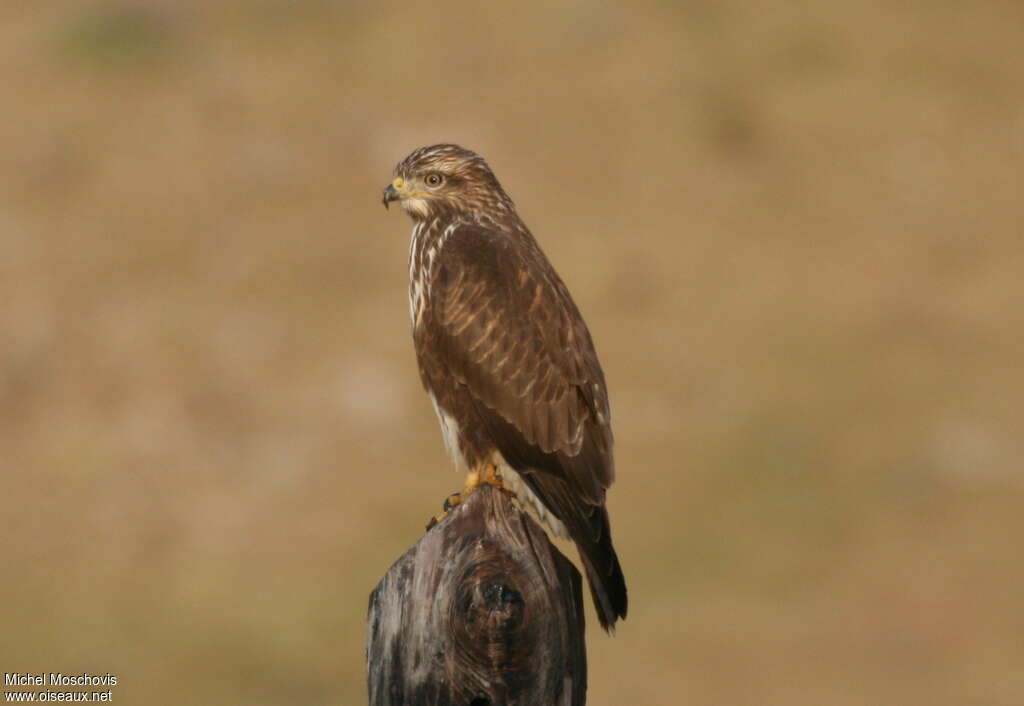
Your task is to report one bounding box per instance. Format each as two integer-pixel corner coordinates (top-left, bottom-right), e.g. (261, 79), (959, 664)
(427, 224), (611, 478)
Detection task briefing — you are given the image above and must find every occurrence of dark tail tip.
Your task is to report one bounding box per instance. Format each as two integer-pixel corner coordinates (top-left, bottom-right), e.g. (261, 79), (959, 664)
(580, 511), (628, 633)
(587, 550), (628, 633)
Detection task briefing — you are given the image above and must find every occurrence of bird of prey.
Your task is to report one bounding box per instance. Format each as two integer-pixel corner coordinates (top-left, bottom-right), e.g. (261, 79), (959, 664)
(382, 144), (627, 631)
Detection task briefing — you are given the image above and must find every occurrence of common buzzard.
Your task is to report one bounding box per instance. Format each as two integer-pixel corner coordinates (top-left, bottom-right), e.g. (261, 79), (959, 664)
(383, 144), (627, 631)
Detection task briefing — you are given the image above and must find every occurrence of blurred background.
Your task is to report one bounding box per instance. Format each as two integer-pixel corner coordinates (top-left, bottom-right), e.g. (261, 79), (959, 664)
(2, 1), (1022, 704)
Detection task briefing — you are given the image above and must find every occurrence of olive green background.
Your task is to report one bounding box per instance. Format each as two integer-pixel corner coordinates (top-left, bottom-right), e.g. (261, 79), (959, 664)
(2, 1), (1021, 704)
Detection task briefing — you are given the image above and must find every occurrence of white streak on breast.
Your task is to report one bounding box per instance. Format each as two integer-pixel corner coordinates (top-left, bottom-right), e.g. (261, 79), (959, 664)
(408, 221), (424, 324)
(409, 220), (458, 330)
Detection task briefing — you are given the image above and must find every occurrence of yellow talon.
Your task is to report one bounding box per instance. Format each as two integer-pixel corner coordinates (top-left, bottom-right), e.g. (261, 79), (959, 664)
(426, 511), (446, 530)
(427, 466), (507, 531)
(464, 465), (503, 494)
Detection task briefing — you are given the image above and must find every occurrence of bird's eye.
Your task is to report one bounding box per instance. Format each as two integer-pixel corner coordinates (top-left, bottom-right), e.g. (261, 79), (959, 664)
(425, 173), (443, 187)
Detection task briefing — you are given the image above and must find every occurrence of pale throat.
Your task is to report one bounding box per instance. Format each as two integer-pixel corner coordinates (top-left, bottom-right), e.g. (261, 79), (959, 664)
(401, 197), (430, 219)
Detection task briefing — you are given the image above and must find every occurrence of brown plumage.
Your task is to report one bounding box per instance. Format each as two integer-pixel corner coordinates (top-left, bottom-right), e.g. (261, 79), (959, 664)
(382, 144), (627, 631)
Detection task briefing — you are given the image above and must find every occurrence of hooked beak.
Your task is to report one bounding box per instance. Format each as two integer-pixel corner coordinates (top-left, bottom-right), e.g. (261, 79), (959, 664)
(382, 176), (405, 210)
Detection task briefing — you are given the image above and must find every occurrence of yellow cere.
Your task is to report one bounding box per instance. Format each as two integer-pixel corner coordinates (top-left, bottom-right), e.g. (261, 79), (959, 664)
(392, 177), (404, 189)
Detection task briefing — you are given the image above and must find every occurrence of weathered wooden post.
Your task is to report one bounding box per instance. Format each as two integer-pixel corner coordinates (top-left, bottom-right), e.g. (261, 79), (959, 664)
(366, 485), (587, 705)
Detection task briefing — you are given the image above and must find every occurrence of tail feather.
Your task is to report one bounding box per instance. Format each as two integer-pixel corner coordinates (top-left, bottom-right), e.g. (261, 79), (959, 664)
(467, 399), (627, 631)
(512, 467), (628, 631)
(578, 506), (627, 632)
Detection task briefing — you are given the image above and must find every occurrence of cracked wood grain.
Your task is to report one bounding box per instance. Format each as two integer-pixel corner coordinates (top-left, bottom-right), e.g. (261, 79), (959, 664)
(367, 485), (587, 706)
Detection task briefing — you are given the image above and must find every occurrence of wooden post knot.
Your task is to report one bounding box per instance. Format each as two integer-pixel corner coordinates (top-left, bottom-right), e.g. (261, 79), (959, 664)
(481, 583), (522, 613)
(367, 485), (587, 705)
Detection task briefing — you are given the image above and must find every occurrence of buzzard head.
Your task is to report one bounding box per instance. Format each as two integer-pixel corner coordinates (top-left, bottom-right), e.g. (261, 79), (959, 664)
(382, 144), (514, 221)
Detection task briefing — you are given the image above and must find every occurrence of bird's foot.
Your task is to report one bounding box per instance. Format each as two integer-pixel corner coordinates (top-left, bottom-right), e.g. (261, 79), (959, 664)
(424, 466), (507, 531)
(463, 469), (481, 494)
(425, 491), (466, 531)
(480, 463), (504, 490)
